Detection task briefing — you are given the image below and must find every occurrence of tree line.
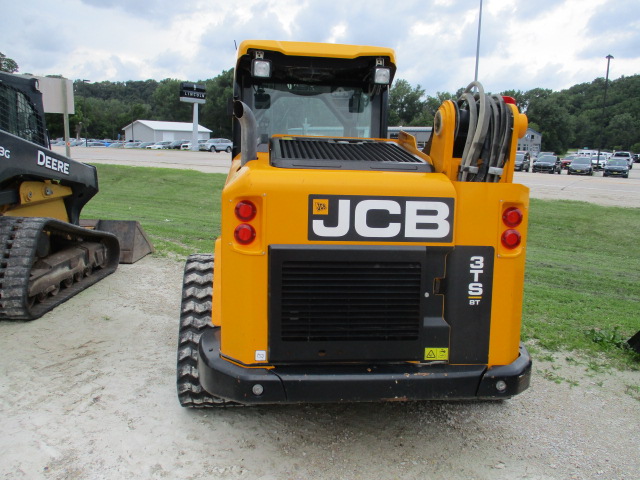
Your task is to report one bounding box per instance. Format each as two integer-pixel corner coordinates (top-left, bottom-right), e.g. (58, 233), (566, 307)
(44, 71), (234, 141)
(3, 51), (638, 152)
(390, 74), (640, 154)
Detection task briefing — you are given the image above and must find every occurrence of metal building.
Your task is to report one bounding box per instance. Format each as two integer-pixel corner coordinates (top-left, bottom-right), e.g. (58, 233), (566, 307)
(517, 128), (542, 156)
(122, 120), (211, 143)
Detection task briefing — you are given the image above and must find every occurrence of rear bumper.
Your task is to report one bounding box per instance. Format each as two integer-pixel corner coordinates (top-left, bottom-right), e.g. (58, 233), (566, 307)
(197, 328), (532, 405)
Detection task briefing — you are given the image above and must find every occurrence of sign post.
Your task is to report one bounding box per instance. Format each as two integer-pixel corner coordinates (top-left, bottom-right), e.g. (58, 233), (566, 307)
(19, 75), (75, 156)
(179, 82), (206, 151)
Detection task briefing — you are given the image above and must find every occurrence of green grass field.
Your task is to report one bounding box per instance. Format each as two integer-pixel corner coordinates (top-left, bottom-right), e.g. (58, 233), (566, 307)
(82, 164), (640, 369)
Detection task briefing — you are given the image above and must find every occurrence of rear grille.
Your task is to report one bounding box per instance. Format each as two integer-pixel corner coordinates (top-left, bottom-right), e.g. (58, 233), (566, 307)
(280, 260), (421, 341)
(269, 245), (448, 363)
(270, 137), (432, 172)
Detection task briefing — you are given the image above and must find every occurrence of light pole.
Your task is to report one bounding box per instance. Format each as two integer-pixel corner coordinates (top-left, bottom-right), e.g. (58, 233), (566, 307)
(474, 0), (483, 83)
(597, 54), (614, 167)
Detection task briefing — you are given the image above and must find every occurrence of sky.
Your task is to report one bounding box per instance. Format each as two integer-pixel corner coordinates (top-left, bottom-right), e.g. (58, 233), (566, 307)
(3, 0), (639, 95)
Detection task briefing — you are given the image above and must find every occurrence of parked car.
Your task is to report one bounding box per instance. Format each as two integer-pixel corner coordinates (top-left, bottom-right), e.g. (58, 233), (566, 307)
(602, 158), (629, 178)
(169, 140), (189, 149)
(137, 142), (156, 149)
(181, 139), (208, 150)
(567, 157), (593, 176)
(560, 154), (577, 170)
(200, 138), (233, 153)
(590, 154), (608, 170)
(514, 153), (530, 172)
(610, 151), (633, 169)
(532, 154), (561, 174)
(147, 141), (172, 150)
(124, 142), (141, 148)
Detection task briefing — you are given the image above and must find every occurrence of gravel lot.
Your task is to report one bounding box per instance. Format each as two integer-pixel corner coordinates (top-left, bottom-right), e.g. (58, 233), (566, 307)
(1, 148), (638, 480)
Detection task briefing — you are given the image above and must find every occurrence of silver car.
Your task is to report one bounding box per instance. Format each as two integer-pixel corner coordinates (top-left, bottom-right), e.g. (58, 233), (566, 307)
(201, 138), (233, 153)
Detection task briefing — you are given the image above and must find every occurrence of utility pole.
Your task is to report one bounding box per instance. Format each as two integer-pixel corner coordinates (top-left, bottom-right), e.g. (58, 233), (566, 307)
(596, 54), (614, 167)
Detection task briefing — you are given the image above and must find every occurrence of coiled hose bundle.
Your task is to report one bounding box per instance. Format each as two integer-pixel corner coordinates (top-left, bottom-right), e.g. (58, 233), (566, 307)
(456, 81), (513, 182)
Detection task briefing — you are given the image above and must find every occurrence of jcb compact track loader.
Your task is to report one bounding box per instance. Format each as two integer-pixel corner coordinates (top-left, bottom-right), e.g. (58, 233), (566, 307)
(0, 72), (152, 320)
(177, 40), (532, 406)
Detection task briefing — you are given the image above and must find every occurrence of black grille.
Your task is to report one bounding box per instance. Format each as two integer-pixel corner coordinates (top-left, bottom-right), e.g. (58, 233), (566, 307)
(280, 260), (421, 341)
(0, 74), (47, 147)
(269, 246), (450, 363)
(270, 137), (432, 172)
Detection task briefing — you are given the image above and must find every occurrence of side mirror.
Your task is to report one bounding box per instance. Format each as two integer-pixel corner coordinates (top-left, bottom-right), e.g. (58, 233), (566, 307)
(349, 93), (364, 113)
(254, 92), (271, 109)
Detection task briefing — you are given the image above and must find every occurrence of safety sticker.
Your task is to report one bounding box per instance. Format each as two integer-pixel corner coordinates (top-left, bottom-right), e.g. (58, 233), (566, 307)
(424, 347), (449, 361)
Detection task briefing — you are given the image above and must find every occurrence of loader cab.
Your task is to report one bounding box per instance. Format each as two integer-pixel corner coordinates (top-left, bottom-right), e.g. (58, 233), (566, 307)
(232, 41), (397, 157)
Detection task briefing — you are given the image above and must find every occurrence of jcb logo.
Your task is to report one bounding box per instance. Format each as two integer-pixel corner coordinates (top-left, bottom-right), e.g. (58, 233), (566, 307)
(308, 195), (454, 242)
(313, 199), (329, 215)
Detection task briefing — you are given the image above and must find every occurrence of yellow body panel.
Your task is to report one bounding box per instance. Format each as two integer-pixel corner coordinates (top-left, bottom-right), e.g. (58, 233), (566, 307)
(1, 181), (71, 221)
(217, 150), (527, 367)
(219, 155), (455, 364)
(238, 40), (396, 65)
(453, 181), (528, 366)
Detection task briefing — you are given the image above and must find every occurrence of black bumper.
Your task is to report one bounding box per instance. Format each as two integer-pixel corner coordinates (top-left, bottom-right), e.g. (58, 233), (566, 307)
(197, 328), (532, 405)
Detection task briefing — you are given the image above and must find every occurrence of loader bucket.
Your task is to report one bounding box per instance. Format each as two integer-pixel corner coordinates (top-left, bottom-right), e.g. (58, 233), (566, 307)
(81, 219), (154, 264)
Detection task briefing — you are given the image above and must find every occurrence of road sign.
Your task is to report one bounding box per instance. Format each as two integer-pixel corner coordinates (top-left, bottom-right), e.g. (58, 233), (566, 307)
(180, 82), (206, 104)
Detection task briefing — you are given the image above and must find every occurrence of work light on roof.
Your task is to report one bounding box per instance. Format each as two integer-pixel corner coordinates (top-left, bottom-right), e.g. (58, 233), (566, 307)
(373, 58), (391, 85)
(374, 67), (391, 85)
(251, 51), (272, 78)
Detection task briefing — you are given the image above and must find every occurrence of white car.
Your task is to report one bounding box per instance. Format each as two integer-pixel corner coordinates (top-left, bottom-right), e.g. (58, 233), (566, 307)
(590, 154), (608, 170)
(147, 141), (172, 150)
(181, 139), (208, 150)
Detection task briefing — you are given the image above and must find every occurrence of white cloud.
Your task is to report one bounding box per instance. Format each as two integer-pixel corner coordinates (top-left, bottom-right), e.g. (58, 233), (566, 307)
(2, 0), (638, 94)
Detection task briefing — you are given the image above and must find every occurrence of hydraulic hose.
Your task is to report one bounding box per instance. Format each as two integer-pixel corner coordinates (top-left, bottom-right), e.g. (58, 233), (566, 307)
(456, 81), (514, 182)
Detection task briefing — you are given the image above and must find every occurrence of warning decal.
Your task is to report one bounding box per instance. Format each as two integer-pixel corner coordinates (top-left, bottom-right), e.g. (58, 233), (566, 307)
(424, 347), (449, 361)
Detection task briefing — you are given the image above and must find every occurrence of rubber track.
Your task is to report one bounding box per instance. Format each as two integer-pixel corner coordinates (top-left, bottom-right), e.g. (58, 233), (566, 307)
(177, 253), (239, 408)
(0, 216), (120, 321)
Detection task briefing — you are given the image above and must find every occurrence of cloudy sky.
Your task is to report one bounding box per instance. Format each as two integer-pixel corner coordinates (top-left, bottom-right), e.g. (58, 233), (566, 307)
(4, 0), (639, 94)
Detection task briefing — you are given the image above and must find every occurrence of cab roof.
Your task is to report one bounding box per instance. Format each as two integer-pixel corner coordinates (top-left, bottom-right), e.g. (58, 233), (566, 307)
(236, 40), (396, 66)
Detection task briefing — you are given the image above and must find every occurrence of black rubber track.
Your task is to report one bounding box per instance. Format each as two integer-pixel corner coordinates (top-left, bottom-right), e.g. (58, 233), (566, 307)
(0, 216), (120, 321)
(176, 253), (239, 408)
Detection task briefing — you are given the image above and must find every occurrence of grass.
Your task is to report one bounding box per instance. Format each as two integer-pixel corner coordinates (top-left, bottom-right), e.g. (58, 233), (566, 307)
(82, 165), (640, 369)
(524, 199), (640, 369)
(81, 164), (226, 257)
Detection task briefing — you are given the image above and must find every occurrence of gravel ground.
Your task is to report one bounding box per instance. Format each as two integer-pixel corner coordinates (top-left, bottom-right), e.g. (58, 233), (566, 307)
(1, 256), (638, 480)
(1, 149), (638, 479)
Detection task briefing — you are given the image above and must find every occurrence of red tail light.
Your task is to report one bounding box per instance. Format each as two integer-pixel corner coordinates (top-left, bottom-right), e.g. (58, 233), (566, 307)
(234, 224), (256, 245)
(235, 200), (257, 221)
(501, 229), (521, 249)
(502, 207), (523, 227)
